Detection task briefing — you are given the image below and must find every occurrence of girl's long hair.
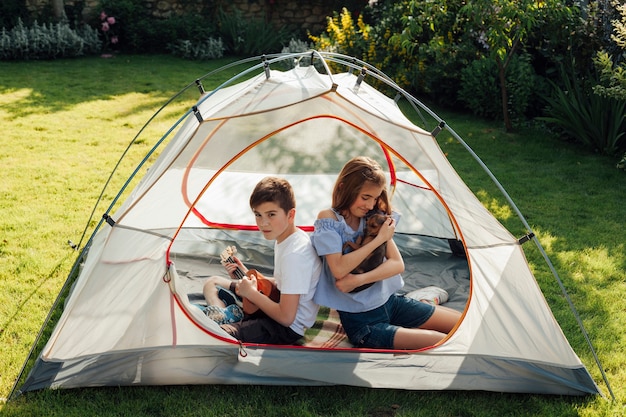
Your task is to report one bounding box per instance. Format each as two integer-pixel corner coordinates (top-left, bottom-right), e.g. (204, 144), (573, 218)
(332, 156), (390, 215)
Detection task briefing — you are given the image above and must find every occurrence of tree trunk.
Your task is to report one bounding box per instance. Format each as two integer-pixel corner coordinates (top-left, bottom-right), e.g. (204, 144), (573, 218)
(51, 0), (65, 21)
(496, 56), (513, 132)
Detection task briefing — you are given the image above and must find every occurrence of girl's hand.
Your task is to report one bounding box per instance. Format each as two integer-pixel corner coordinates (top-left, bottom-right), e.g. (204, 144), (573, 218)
(376, 217), (396, 243)
(335, 273), (361, 293)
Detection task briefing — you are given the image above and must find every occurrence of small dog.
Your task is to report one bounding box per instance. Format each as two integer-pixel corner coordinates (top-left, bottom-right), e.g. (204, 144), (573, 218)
(342, 213), (389, 292)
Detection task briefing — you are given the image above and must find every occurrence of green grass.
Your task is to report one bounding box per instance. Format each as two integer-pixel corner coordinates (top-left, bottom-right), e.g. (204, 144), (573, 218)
(1, 54), (625, 416)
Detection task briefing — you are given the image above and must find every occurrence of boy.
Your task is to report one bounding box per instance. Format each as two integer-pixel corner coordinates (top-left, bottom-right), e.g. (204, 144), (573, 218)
(207, 176), (322, 345)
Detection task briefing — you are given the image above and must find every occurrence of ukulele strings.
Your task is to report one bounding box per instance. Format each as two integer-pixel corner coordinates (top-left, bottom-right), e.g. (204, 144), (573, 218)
(225, 255), (245, 280)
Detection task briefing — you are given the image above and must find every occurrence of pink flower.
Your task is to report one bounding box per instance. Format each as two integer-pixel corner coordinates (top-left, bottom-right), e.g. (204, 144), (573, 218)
(98, 10), (120, 52)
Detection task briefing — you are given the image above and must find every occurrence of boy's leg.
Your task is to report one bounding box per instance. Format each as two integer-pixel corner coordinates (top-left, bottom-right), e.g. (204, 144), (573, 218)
(203, 276), (235, 307)
(221, 317), (301, 345)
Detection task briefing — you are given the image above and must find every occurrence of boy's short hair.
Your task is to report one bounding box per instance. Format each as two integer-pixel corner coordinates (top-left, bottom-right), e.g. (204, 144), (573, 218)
(249, 176), (295, 213)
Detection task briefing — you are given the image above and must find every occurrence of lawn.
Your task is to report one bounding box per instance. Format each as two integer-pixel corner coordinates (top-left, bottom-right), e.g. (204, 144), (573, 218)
(0, 54), (624, 416)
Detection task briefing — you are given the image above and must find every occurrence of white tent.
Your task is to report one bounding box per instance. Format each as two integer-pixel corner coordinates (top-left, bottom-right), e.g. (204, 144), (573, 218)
(14, 52), (603, 397)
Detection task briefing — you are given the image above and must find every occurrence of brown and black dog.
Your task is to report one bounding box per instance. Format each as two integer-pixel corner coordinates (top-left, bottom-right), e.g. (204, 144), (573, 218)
(342, 213), (389, 292)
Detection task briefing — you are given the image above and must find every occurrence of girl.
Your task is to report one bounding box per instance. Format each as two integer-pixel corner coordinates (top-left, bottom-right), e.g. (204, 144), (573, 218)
(312, 156), (461, 349)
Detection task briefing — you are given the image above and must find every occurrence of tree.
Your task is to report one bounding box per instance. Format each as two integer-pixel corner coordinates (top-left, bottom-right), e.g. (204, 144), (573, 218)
(458, 0), (571, 132)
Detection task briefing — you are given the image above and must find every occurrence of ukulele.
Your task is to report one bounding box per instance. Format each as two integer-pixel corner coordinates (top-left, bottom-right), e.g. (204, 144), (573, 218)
(220, 246), (280, 315)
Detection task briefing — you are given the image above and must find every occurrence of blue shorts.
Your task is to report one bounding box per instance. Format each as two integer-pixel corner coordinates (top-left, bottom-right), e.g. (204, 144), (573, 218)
(338, 294), (435, 349)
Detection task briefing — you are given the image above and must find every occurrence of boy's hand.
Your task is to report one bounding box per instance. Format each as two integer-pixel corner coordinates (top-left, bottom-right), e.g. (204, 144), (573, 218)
(237, 274), (258, 298)
(222, 255), (247, 279)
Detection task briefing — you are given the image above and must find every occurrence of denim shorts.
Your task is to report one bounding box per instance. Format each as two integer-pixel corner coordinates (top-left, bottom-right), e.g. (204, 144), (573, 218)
(338, 294), (435, 349)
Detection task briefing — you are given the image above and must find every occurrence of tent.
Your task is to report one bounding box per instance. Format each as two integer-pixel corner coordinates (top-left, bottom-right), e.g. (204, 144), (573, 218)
(12, 51), (607, 397)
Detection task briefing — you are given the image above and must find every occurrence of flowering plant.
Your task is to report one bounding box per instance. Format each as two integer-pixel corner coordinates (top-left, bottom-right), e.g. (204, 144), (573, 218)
(99, 11), (119, 55)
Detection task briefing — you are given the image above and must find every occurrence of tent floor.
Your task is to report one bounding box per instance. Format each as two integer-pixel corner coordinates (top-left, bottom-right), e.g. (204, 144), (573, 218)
(171, 234), (469, 348)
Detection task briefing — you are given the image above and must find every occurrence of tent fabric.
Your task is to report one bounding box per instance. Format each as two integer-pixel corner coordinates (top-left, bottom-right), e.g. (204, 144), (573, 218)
(17, 55), (599, 396)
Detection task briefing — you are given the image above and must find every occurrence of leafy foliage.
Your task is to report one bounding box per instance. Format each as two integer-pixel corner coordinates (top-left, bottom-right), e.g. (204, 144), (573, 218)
(168, 38), (225, 60)
(459, 53), (541, 124)
(217, 8), (294, 57)
(594, 51), (626, 100)
(593, 1), (626, 100)
(0, 18), (100, 60)
(309, 7), (371, 58)
(389, 0), (470, 103)
(457, 0), (575, 131)
(538, 70), (626, 156)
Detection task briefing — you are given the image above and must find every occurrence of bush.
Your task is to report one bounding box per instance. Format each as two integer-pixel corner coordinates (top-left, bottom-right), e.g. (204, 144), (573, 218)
(538, 69), (626, 155)
(459, 53), (540, 124)
(309, 7), (371, 58)
(0, 18), (100, 60)
(217, 8), (294, 56)
(168, 37), (225, 60)
(121, 13), (218, 54)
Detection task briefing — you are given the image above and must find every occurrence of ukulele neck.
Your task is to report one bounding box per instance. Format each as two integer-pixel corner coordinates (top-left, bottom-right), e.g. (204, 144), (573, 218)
(226, 256), (245, 280)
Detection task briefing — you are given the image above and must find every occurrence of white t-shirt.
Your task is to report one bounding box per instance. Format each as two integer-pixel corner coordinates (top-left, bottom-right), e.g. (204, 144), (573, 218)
(273, 228), (322, 336)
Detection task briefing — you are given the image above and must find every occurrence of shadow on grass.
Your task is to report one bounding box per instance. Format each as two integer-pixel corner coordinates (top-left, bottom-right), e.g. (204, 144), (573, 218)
(0, 55), (240, 119)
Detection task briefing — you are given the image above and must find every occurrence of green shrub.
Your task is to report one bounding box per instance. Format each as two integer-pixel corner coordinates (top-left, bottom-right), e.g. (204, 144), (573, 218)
(94, 0), (293, 55)
(281, 38), (312, 54)
(121, 13), (218, 54)
(310, 7), (371, 58)
(458, 57), (500, 119)
(96, 0), (146, 53)
(217, 8), (294, 56)
(95, 0), (224, 54)
(593, 51), (626, 100)
(459, 53), (540, 124)
(0, 18), (100, 60)
(167, 37), (225, 60)
(538, 70), (626, 155)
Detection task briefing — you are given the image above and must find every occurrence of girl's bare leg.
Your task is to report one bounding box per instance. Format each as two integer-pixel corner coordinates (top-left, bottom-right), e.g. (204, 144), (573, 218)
(420, 305), (462, 333)
(393, 328), (447, 349)
(393, 305), (462, 349)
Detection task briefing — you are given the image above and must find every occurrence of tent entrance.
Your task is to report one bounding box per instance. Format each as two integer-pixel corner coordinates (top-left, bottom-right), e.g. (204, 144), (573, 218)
(169, 228), (469, 349)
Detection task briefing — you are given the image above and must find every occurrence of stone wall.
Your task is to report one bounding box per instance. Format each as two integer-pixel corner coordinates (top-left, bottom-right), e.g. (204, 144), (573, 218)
(25, 0), (342, 34)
